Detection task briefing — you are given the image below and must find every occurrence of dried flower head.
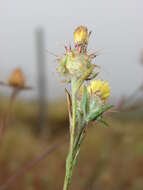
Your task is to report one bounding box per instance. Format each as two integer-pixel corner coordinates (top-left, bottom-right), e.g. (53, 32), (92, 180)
(74, 26), (88, 45)
(8, 68), (25, 88)
(87, 80), (110, 101)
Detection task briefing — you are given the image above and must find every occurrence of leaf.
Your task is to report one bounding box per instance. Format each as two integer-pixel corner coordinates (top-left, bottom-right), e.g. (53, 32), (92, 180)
(73, 127), (85, 166)
(65, 88), (72, 134)
(98, 116), (109, 127)
(81, 86), (88, 117)
(77, 109), (82, 131)
(86, 104), (113, 122)
(86, 72), (99, 81)
(73, 148), (80, 166)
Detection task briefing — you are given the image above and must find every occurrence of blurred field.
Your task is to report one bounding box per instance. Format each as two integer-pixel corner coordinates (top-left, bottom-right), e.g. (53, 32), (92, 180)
(0, 97), (143, 190)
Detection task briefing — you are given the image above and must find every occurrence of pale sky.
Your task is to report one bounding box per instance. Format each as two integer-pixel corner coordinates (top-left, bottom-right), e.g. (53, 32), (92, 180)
(0, 0), (143, 100)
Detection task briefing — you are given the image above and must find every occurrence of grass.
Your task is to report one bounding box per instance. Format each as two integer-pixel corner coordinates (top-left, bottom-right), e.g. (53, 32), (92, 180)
(0, 97), (143, 190)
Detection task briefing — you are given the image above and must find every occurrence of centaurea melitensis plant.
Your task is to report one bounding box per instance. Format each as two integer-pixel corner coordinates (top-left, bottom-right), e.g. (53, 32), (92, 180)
(57, 26), (113, 190)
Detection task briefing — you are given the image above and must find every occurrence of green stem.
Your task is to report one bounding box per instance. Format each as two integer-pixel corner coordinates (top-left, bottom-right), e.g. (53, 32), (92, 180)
(63, 78), (77, 190)
(63, 66), (94, 190)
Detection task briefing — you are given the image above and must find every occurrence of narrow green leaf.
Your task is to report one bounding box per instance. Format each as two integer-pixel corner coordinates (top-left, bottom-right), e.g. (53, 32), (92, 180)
(81, 86), (88, 117)
(86, 72), (99, 81)
(77, 109), (82, 131)
(73, 149), (80, 166)
(86, 104), (113, 122)
(73, 128), (85, 166)
(98, 116), (109, 127)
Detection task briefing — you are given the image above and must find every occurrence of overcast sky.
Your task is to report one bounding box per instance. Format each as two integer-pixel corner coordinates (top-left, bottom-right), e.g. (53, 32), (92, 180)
(0, 0), (143, 100)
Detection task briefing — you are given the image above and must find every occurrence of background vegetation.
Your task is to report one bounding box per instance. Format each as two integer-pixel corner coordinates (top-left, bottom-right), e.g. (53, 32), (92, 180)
(0, 96), (142, 190)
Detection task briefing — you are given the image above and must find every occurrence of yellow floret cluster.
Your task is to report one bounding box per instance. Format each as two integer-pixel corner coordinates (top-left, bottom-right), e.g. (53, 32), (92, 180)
(74, 26), (88, 45)
(87, 80), (110, 101)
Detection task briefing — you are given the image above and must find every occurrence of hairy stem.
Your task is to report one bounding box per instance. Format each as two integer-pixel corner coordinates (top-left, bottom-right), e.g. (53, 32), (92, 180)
(63, 66), (94, 190)
(63, 78), (77, 190)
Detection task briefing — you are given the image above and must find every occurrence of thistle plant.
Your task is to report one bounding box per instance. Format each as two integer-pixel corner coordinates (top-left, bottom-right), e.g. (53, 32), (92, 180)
(57, 26), (113, 190)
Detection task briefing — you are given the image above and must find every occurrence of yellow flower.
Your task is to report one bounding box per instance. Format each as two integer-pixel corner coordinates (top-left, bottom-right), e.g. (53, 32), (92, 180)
(74, 26), (88, 45)
(87, 80), (110, 101)
(8, 68), (25, 88)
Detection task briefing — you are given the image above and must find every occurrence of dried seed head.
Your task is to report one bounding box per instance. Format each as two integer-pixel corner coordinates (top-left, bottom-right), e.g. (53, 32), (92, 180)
(8, 68), (25, 88)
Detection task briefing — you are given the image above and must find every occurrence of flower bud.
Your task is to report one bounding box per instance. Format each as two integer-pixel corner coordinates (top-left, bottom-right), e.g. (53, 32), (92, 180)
(74, 26), (88, 45)
(58, 49), (92, 78)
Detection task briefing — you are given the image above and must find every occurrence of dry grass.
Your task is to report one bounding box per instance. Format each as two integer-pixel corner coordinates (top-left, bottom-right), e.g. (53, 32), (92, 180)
(0, 98), (143, 190)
